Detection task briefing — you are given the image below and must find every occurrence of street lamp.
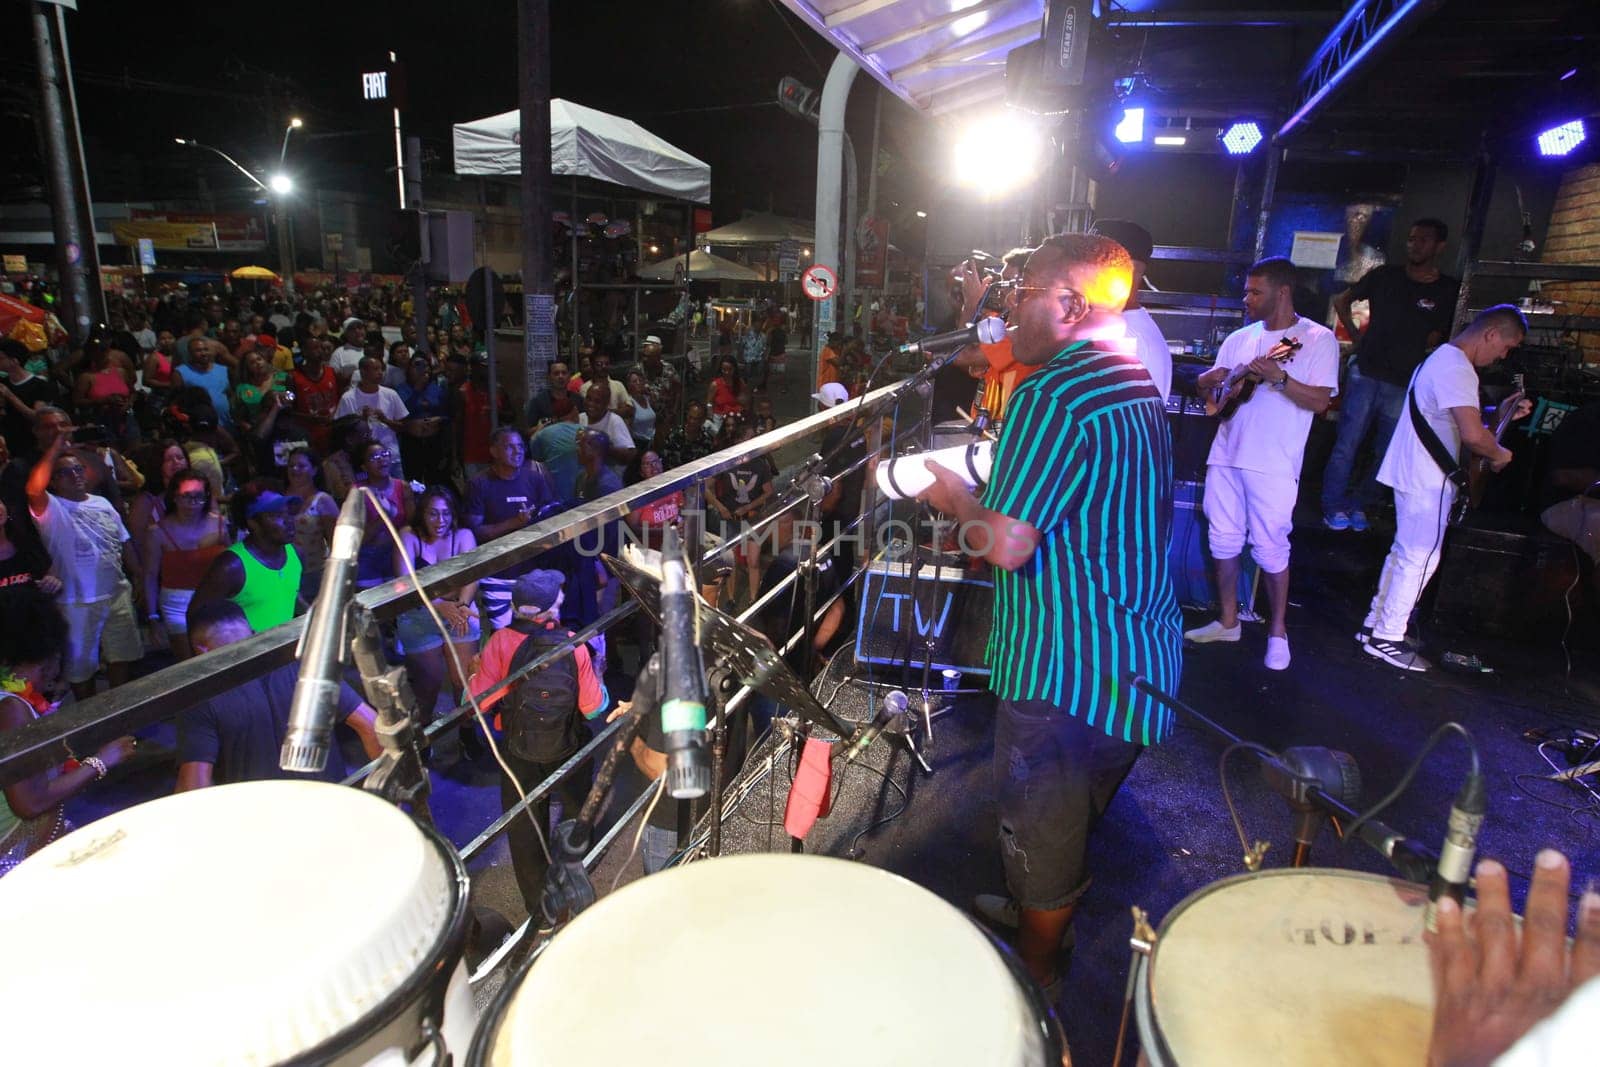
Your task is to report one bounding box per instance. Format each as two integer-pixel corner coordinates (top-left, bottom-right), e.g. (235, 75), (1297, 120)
(279, 117), (303, 168)
(174, 136), (296, 292)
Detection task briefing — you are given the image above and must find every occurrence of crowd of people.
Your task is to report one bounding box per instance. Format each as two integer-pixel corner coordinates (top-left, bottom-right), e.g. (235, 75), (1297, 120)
(0, 280), (862, 913)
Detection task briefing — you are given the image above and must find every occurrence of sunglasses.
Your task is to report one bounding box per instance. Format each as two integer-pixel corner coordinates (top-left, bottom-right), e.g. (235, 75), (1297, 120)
(367, 449), (392, 461)
(177, 490), (208, 502)
(1005, 283), (1087, 309)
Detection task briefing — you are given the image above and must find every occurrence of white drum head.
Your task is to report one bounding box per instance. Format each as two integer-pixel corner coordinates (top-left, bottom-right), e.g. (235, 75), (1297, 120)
(0, 780), (455, 1065)
(1145, 869), (1433, 1067)
(485, 853), (1045, 1066)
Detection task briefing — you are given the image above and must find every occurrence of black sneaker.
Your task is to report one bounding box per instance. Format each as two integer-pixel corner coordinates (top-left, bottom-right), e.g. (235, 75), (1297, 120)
(1364, 638), (1431, 672)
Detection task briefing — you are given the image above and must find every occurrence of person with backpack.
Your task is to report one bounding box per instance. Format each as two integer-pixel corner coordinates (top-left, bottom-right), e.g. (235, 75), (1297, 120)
(467, 569), (606, 917)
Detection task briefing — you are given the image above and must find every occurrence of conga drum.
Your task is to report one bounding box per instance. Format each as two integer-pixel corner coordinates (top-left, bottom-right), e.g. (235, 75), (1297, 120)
(0, 779), (475, 1065)
(471, 853), (1069, 1065)
(1135, 869), (1433, 1066)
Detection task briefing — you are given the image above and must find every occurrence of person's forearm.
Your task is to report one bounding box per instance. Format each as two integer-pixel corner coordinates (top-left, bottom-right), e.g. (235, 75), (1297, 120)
(1461, 422), (1504, 460)
(473, 515), (527, 541)
(1281, 378), (1333, 413)
(1332, 294), (1358, 340)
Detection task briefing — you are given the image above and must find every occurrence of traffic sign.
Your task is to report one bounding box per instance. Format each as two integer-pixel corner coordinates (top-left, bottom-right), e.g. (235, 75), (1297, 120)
(801, 264), (837, 302)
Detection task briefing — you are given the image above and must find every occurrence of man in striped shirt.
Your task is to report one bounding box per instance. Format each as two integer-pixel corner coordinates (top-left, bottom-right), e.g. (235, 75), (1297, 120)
(919, 233), (1182, 992)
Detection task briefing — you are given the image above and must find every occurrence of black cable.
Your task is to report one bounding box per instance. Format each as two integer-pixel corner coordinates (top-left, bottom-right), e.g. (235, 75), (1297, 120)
(844, 755), (911, 860)
(1345, 722), (1480, 842)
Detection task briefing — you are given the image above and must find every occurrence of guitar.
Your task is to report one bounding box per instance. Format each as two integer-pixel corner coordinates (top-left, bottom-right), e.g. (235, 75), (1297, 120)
(1204, 336), (1303, 420)
(1456, 373), (1527, 523)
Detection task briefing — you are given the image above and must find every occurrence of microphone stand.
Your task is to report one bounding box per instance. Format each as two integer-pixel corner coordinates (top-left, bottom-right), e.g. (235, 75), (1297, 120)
(1128, 674), (1436, 883)
(541, 687), (651, 926)
(350, 602), (435, 827)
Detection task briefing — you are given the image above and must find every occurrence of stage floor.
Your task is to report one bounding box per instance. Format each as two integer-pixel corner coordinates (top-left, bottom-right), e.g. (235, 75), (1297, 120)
(68, 518), (1600, 1063)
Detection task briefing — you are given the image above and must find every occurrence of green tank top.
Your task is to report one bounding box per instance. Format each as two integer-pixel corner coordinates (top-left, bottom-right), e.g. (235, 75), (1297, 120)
(228, 541), (302, 632)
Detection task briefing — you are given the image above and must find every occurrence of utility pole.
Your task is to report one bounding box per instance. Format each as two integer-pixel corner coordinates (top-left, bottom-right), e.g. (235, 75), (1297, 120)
(31, 1), (102, 343)
(404, 137), (429, 356)
(518, 0), (556, 409)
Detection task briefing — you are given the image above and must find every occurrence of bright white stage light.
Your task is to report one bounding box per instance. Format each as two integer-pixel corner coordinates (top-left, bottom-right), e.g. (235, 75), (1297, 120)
(268, 173), (294, 195)
(951, 113), (1045, 197)
(1114, 107), (1145, 144)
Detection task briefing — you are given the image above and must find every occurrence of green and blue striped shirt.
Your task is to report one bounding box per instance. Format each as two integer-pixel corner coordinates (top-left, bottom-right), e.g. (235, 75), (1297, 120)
(982, 342), (1182, 745)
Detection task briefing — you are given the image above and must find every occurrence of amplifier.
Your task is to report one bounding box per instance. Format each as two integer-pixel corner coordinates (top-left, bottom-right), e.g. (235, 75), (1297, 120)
(1169, 479), (1261, 616)
(854, 555), (993, 676)
(1429, 520), (1582, 641)
(1166, 397), (1222, 483)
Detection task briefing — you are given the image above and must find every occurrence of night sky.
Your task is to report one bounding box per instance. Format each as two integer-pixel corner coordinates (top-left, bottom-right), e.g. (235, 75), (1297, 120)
(1, 1), (930, 226)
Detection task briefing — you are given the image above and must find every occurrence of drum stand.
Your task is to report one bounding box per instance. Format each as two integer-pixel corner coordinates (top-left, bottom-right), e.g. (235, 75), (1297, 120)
(349, 603), (434, 826)
(1112, 907), (1159, 1067)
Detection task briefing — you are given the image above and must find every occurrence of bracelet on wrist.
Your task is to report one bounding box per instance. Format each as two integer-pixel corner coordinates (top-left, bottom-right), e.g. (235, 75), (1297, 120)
(84, 755), (108, 780)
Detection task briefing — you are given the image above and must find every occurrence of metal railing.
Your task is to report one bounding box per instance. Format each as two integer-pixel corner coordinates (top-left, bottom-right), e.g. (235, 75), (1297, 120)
(0, 375), (928, 922)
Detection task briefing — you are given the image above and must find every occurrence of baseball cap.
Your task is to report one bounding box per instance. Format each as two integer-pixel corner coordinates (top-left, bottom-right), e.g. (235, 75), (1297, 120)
(241, 487), (302, 518)
(643, 334), (662, 346)
(812, 382), (849, 408)
(511, 569), (565, 612)
(342, 316), (365, 334)
(1089, 219), (1154, 264)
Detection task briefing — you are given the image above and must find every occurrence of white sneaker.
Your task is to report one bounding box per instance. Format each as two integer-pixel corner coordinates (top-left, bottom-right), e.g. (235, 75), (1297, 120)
(1184, 620), (1241, 643)
(1265, 635), (1291, 671)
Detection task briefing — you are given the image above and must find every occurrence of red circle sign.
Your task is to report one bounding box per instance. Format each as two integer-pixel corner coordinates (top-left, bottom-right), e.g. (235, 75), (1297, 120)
(801, 264), (837, 301)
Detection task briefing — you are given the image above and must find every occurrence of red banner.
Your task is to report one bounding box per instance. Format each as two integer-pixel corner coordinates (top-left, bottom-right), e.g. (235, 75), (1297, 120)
(857, 216), (890, 289)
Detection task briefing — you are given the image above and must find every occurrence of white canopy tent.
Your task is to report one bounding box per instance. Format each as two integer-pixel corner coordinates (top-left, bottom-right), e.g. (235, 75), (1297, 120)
(637, 250), (767, 284)
(452, 99), (712, 204)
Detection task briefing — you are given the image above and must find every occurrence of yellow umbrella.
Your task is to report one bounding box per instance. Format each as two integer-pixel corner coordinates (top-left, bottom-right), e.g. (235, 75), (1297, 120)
(231, 265), (281, 281)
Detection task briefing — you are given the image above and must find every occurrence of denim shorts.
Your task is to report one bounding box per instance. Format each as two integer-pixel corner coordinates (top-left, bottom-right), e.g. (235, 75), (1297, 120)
(993, 697), (1144, 911)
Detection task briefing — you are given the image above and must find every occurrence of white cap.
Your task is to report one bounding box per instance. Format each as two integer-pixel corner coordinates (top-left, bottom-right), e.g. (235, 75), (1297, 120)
(812, 382), (849, 408)
(643, 335), (662, 346)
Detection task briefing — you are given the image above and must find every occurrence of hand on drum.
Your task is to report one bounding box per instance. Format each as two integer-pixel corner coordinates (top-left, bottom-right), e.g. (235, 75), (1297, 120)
(1427, 850), (1600, 1067)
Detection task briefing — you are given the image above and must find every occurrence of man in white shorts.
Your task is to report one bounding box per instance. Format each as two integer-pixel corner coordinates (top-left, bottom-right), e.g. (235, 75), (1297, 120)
(1185, 257), (1338, 670)
(26, 431), (144, 701)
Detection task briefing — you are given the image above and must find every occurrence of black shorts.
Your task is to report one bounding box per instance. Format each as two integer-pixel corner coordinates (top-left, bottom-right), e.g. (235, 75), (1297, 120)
(993, 697), (1143, 911)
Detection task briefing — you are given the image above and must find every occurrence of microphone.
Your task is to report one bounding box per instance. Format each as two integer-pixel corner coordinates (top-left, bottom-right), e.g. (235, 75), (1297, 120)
(898, 315), (1007, 356)
(281, 490), (365, 772)
(841, 689), (907, 764)
(1426, 771), (1486, 932)
(659, 526), (711, 799)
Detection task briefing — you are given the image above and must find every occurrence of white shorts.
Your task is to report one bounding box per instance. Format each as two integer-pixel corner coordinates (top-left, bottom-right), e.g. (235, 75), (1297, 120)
(60, 582), (144, 684)
(1203, 465), (1296, 574)
(157, 587), (195, 633)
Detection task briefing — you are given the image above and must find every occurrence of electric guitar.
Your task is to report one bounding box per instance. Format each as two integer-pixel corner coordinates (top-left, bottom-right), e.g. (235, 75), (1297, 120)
(1455, 373), (1527, 523)
(1204, 336), (1303, 420)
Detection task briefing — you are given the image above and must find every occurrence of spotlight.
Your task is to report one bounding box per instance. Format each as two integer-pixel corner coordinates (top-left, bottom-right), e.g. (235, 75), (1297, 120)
(1114, 107), (1145, 145)
(268, 173), (293, 195)
(1536, 120), (1587, 157)
(914, 210), (927, 219)
(1221, 121), (1264, 155)
(951, 113), (1044, 197)
(1153, 135), (1186, 147)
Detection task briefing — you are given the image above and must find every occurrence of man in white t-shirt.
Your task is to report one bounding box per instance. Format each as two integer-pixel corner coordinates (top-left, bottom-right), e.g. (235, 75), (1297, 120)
(1360, 305), (1529, 671)
(1185, 257), (1339, 670)
(329, 317), (367, 388)
(26, 432), (144, 701)
(1091, 219), (1172, 400)
(577, 381), (635, 472)
(335, 357), (409, 478)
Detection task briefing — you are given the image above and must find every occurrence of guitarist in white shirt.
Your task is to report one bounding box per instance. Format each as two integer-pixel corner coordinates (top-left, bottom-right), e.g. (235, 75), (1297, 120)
(1185, 257), (1339, 670)
(1361, 305), (1530, 671)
